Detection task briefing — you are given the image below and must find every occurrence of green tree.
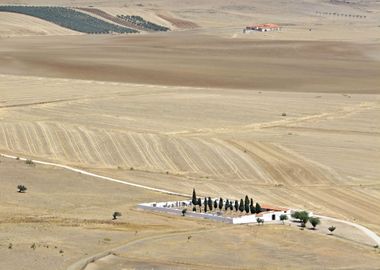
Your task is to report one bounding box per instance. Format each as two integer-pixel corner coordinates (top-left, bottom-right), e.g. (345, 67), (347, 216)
(225, 199), (229, 211)
(204, 197), (208, 212)
(309, 216), (320, 229)
(219, 198), (223, 210)
(208, 197), (213, 211)
(197, 198), (202, 208)
(192, 188), (197, 205)
(280, 214), (288, 224)
(250, 198), (254, 207)
(112, 211), (122, 220)
(214, 199), (218, 209)
(239, 199), (244, 212)
(255, 203), (262, 213)
(17, 185), (27, 193)
(192, 206), (196, 212)
(328, 226), (336, 234)
(234, 200), (239, 211)
(245, 195), (249, 207)
(229, 202), (233, 211)
(182, 209), (187, 216)
(297, 211), (310, 227)
(250, 204), (255, 214)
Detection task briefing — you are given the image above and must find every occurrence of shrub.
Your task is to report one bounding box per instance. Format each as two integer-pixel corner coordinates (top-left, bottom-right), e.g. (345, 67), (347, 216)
(255, 203), (262, 213)
(112, 211), (122, 220)
(280, 214), (288, 224)
(17, 185), (27, 193)
(25, 159), (34, 166)
(328, 226), (336, 234)
(182, 209), (187, 216)
(192, 206), (196, 212)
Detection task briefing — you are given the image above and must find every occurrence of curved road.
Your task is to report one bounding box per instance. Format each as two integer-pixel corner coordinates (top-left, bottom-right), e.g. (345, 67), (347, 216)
(1, 152), (379, 269)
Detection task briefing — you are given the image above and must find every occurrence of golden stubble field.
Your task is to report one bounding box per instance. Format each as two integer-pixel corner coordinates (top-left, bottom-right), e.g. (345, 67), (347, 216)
(0, 0), (380, 269)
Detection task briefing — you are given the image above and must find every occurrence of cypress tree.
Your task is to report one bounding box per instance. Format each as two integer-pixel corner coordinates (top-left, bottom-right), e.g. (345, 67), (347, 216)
(219, 197), (223, 210)
(245, 203), (250, 213)
(225, 199), (229, 211)
(255, 202), (262, 213)
(245, 195), (249, 208)
(250, 198), (254, 207)
(239, 199), (244, 212)
(192, 188), (197, 205)
(204, 197), (207, 212)
(208, 197), (213, 211)
(230, 202), (233, 210)
(214, 199), (218, 209)
(250, 204), (255, 214)
(197, 198), (202, 207)
(234, 200), (239, 211)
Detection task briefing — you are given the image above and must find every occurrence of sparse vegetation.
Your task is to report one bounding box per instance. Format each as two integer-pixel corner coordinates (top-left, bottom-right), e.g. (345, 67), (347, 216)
(112, 211), (122, 220)
(25, 159), (35, 166)
(328, 226), (336, 234)
(182, 208), (187, 216)
(17, 185), (27, 193)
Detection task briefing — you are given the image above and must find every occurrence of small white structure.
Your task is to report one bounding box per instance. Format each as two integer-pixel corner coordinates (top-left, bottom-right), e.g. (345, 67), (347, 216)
(138, 199), (291, 225)
(244, 23), (280, 33)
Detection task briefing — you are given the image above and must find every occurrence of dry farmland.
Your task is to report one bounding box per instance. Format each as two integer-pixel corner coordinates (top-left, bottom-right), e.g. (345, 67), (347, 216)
(0, 0), (380, 269)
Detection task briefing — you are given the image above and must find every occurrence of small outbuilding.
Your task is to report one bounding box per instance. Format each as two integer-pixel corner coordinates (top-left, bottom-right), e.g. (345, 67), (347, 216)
(245, 23), (280, 32)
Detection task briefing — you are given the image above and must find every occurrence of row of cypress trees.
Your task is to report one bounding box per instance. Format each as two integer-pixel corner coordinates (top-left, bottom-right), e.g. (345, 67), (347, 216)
(191, 189), (261, 214)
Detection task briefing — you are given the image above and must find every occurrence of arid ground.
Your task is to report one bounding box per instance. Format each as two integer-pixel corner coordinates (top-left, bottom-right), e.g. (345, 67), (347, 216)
(0, 0), (379, 269)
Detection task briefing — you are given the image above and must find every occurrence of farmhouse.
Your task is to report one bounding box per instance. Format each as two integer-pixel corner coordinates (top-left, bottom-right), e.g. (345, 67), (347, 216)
(245, 23), (280, 32)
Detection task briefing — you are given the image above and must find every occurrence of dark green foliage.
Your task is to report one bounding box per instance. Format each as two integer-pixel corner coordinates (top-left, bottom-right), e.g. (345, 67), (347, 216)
(112, 211), (122, 220)
(250, 205), (255, 214)
(192, 188), (197, 205)
(250, 198), (253, 207)
(245, 195), (249, 207)
(117, 14), (170, 31)
(214, 199), (218, 209)
(309, 216), (320, 229)
(219, 198), (223, 210)
(204, 198), (207, 212)
(280, 214), (288, 224)
(255, 202), (262, 213)
(234, 200), (239, 211)
(229, 202), (233, 211)
(245, 203), (250, 213)
(17, 185), (27, 193)
(197, 198), (202, 208)
(208, 197), (213, 211)
(328, 226), (336, 234)
(293, 211), (309, 227)
(239, 199), (244, 212)
(182, 209), (187, 216)
(225, 199), (229, 211)
(192, 206), (196, 212)
(0, 6), (137, 34)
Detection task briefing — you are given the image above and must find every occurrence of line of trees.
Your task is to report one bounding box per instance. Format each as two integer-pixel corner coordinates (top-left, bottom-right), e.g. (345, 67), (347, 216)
(0, 6), (138, 34)
(117, 15), (170, 32)
(191, 188), (262, 214)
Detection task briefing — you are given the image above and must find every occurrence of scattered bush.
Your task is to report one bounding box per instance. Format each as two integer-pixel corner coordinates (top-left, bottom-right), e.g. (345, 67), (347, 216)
(328, 226), (336, 234)
(25, 159), (34, 166)
(17, 185), (27, 193)
(112, 211), (122, 220)
(182, 208), (187, 216)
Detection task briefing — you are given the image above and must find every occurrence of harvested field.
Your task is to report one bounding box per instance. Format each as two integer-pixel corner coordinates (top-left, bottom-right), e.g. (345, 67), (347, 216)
(0, 0), (379, 269)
